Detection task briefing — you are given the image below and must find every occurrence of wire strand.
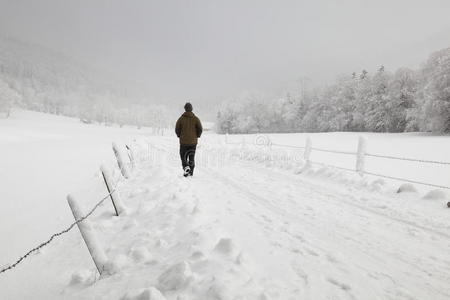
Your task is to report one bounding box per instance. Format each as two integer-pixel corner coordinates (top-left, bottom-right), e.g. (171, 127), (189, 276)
(272, 143), (306, 149)
(310, 161), (357, 173)
(311, 147), (356, 155)
(363, 171), (450, 190)
(0, 148), (135, 275)
(366, 153), (450, 165)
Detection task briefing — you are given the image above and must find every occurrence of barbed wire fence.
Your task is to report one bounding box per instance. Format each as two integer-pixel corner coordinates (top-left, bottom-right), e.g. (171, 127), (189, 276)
(225, 133), (450, 191)
(0, 142), (143, 275)
(2, 134), (449, 275)
(0, 191), (113, 274)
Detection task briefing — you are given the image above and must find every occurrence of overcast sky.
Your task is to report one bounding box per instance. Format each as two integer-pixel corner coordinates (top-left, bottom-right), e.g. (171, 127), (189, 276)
(1, 0), (450, 103)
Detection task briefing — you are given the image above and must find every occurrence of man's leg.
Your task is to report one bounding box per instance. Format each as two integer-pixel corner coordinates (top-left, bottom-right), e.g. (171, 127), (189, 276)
(187, 145), (196, 175)
(179, 145), (188, 170)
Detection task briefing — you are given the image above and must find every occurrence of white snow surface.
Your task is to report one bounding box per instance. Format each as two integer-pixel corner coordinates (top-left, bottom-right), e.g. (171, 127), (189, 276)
(1, 111), (450, 299)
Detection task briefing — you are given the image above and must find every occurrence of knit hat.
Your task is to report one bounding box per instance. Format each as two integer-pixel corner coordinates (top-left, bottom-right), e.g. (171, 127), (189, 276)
(184, 102), (193, 112)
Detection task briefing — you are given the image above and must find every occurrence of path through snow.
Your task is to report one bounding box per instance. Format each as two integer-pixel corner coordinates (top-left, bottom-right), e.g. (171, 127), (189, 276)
(68, 137), (450, 299)
(1, 132), (449, 300)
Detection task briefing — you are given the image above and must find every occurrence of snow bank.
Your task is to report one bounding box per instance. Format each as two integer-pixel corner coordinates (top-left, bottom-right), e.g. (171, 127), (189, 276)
(205, 134), (450, 207)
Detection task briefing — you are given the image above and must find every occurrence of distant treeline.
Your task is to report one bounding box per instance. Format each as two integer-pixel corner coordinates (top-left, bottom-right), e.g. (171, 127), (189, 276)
(216, 47), (450, 134)
(0, 37), (170, 129)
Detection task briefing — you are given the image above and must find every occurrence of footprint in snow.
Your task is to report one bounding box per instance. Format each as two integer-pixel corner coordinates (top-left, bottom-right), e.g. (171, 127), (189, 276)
(190, 250), (205, 260)
(123, 219), (138, 230)
(213, 238), (240, 260)
(326, 254), (339, 264)
(68, 269), (97, 287)
(291, 262), (309, 287)
(158, 261), (193, 291)
(154, 238), (169, 249)
(305, 249), (319, 257)
(129, 246), (152, 263)
(270, 241), (283, 248)
(293, 234), (305, 242)
(291, 248), (302, 254)
(121, 287), (166, 300)
(261, 214), (273, 223)
(326, 277), (352, 292)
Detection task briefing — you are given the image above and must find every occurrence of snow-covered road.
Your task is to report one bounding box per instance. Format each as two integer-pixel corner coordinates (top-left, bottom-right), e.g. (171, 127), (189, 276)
(67, 137), (450, 299)
(1, 113), (450, 299)
(136, 137), (450, 300)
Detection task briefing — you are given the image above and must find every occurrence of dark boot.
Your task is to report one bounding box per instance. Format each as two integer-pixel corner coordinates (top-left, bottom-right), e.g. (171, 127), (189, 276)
(183, 166), (191, 177)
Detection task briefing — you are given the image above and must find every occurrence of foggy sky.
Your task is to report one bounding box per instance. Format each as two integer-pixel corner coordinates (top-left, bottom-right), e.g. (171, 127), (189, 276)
(1, 0), (450, 103)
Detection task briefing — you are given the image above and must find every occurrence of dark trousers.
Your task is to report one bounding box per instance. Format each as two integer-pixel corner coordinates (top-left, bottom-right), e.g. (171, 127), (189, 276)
(179, 144), (197, 174)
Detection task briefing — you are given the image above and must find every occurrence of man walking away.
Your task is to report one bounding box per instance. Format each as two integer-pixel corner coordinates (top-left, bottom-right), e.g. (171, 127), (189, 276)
(175, 102), (203, 177)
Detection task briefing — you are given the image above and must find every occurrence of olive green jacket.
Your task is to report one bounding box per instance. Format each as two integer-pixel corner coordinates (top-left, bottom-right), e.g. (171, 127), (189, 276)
(175, 112), (203, 145)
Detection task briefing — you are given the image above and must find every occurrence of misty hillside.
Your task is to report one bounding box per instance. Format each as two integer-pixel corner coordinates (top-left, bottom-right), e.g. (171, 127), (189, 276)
(0, 36), (171, 128)
(0, 36), (112, 107)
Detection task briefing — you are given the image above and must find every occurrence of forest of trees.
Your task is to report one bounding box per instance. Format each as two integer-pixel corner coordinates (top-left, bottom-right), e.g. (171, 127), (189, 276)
(216, 47), (450, 134)
(0, 37), (171, 129)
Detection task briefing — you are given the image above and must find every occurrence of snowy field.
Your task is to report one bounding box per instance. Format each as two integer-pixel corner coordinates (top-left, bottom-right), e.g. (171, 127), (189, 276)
(0, 110), (153, 298)
(1, 111), (450, 299)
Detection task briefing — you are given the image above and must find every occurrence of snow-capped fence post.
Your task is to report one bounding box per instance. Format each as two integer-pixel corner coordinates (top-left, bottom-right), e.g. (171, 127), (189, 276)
(147, 141), (151, 162)
(356, 136), (367, 175)
(112, 142), (131, 179)
(125, 144), (136, 170)
(304, 137), (312, 163)
(100, 164), (126, 216)
(67, 194), (109, 276)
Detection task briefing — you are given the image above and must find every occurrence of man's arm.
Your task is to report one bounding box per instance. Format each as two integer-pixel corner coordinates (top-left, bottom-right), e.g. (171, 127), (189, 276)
(196, 117), (203, 138)
(175, 118), (181, 137)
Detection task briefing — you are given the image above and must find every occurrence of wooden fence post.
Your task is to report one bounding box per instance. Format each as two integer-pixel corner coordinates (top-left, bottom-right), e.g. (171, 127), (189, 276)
(100, 165), (127, 216)
(112, 142), (131, 179)
(125, 144), (136, 170)
(67, 194), (109, 275)
(304, 137), (312, 163)
(356, 136), (367, 175)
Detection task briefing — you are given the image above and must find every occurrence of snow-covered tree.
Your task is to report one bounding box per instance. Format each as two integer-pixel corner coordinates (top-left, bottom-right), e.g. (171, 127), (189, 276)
(0, 78), (21, 118)
(365, 66), (392, 132)
(389, 68), (418, 131)
(417, 47), (450, 133)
